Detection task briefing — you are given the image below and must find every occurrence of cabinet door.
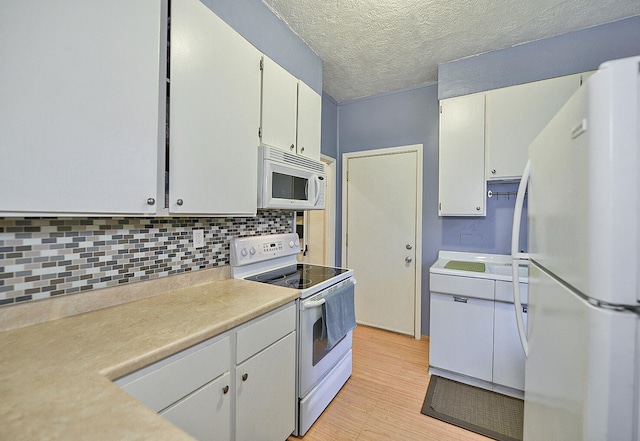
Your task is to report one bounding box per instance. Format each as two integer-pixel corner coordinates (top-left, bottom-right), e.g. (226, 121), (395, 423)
(438, 93), (486, 216)
(429, 292), (494, 381)
(485, 73), (585, 180)
(236, 332), (296, 441)
(261, 56), (298, 154)
(493, 301), (528, 391)
(170, 0), (261, 215)
(0, 0), (162, 215)
(160, 372), (231, 441)
(296, 81), (322, 161)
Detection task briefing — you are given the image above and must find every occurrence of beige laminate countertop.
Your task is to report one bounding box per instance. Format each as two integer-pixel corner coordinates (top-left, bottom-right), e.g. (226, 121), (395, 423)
(0, 278), (300, 440)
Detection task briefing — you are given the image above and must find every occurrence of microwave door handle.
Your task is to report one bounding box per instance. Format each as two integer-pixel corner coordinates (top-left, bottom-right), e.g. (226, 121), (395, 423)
(313, 176), (321, 206)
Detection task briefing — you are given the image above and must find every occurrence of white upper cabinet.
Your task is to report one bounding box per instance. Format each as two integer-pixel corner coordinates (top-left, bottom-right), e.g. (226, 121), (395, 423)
(260, 56), (322, 161)
(0, 0), (163, 215)
(260, 56), (299, 155)
(296, 81), (322, 161)
(485, 73), (587, 180)
(169, 0), (261, 215)
(438, 93), (486, 216)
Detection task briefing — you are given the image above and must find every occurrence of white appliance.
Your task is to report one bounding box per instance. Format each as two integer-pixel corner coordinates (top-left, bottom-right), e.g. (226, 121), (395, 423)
(229, 233), (355, 436)
(258, 145), (326, 210)
(511, 55), (640, 440)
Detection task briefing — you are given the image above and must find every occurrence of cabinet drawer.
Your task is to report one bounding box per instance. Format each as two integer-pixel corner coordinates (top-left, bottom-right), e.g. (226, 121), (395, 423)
(430, 273), (494, 300)
(117, 336), (230, 412)
(236, 303), (296, 364)
(495, 280), (528, 304)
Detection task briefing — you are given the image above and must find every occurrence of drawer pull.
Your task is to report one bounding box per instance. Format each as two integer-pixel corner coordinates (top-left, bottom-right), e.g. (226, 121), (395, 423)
(242, 373), (249, 382)
(453, 296), (468, 303)
(222, 385), (229, 394)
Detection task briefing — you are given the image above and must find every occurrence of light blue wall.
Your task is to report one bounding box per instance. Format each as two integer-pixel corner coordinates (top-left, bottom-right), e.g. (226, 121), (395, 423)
(321, 93), (338, 158)
(438, 15), (640, 99)
(201, 0), (322, 94)
(337, 85), (439, 338)
(336, 16), (640, 336)
(336, 86), (524, 336)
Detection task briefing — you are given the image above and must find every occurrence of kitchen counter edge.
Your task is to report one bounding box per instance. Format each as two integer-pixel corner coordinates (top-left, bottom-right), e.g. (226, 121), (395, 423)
(0, 277), (300, 440)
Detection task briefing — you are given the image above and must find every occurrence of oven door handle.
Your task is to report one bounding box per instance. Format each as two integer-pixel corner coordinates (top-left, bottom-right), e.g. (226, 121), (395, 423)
(301, 298), (326, 310)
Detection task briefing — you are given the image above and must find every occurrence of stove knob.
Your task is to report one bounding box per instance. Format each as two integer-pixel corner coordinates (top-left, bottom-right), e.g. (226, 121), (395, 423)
(294, 238), (300, 247)
(289, 240), (295, 248)
(249, 246), (256, 256)
(240, 247), (248, 257)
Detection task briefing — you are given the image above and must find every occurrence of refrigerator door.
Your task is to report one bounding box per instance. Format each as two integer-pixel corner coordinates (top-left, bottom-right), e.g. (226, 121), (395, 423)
(524, 264), (638, 441)
(528, 56), (640, 306)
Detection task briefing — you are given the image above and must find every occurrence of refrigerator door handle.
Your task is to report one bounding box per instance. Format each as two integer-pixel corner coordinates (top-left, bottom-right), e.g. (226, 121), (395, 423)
(512, 262), (529, 357)
(511, 159), (530, 260)
(512, 159), (530, 357)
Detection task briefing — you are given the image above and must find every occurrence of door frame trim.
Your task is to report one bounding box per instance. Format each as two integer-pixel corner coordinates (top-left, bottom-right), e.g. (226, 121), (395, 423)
(321, 154), (337, 267)
(341, 144), (423, 339)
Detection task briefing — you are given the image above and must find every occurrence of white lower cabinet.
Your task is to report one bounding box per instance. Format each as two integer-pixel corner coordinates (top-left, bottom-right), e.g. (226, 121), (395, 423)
(236, 333), (296, 441)
(115, 303), (296, 441)
(429, 278), (495, 382)
(161, 372), (232, 441)
(429, 273), (528, 395)
(493, 301), (528, 391)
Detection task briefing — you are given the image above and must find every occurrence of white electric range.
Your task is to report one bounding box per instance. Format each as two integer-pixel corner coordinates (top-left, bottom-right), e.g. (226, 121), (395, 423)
(230, 233), (355, 436)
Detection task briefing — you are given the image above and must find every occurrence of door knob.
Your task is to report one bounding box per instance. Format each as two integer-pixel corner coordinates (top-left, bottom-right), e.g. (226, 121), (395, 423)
(406, 244), (412, 250)
(405, 257), (412, 264)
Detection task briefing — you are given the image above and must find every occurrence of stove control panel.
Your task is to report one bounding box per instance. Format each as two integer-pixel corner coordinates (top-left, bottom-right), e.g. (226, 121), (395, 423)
(230, 233), (300, 267)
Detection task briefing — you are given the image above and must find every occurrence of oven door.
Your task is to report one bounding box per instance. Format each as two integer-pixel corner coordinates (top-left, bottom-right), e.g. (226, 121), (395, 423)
(298, 279), (354, 397)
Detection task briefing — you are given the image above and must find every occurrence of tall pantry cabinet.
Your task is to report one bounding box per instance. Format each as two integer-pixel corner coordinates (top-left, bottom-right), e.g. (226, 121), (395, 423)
(0, 1), (163, 215)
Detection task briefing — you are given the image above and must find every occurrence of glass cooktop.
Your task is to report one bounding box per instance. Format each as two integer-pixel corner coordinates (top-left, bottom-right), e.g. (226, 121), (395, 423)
(245, 264), (349, 289)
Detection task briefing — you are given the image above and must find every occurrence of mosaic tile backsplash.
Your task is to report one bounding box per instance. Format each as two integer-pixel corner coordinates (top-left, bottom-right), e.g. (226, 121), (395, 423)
(0, 212), (293, 307)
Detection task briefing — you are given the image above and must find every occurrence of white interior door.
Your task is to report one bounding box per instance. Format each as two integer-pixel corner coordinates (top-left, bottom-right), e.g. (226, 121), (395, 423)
(343, 145), (422, 337)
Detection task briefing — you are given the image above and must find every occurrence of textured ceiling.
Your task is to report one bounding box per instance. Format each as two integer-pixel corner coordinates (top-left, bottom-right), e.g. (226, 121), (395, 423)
(262, 0), (640, 102)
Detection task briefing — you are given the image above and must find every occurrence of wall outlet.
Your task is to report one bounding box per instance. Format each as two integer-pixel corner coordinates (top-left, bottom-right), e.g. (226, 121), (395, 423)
(193, 229), (205, 248)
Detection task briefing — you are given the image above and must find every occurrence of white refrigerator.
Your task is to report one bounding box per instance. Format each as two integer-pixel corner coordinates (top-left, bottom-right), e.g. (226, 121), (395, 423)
(511, 55), (640, 440)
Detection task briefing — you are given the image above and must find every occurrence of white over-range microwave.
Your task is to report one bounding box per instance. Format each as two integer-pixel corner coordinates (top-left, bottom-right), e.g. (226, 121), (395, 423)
(258, 145), (326, 210)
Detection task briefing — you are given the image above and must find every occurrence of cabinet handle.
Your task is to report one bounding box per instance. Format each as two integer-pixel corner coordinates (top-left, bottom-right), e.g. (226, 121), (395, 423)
(146, 198), (155, 206)
(176, 199), (184, 206)
(453, 296), (468, 303)
(290, 144), (295, 151)
(222, 385), (229, 394)
(476, 206), (481, 211)
(242, 373), (249, 381)
(301, 146), (305, 152)
(491, 169), (496, 174)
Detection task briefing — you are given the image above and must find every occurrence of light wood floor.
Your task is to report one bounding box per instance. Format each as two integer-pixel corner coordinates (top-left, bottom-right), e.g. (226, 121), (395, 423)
(289, 325), (490, 441)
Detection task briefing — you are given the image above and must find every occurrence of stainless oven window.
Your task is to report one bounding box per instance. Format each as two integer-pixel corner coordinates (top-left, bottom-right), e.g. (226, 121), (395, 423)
(312, 315), (345, 366)
(272, 172), (309, 201)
